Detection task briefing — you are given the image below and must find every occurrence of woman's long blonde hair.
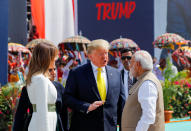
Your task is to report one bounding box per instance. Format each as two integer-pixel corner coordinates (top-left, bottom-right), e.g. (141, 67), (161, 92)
(26, 41), (58, 85)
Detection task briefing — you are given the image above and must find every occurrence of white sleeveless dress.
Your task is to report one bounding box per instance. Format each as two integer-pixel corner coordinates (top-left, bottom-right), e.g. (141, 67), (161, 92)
(27, 74), (57, 131)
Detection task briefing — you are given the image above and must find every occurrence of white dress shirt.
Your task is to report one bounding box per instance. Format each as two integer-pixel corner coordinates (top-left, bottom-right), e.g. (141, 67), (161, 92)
(61, 59), (73, 84)
(136, 80), (158, 131)
(123, 69), (129, 99)
(91, 62), (108, 94)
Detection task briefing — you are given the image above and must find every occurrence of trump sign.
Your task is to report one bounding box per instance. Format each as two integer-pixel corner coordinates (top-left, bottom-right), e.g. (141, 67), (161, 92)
(78, 0), (154, 55)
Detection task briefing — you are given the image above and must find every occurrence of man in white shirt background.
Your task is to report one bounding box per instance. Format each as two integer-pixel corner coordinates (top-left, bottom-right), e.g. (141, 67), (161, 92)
(121, 50), (165, 131)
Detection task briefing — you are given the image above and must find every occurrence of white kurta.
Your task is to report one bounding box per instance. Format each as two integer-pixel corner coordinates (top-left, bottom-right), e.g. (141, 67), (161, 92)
(136, 80), (158, 131)
(27, 74), (57, 131)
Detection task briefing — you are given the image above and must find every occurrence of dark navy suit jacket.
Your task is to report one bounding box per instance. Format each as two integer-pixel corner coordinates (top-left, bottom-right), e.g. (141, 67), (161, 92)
(13, 81), (69, 131)
(63, 63), (125, 131)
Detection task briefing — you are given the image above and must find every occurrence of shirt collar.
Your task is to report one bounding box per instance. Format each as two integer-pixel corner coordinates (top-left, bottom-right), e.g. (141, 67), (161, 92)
(91, 62), (105, 72)
(159, 67), (165, 72)
(124, 68), (129, 74)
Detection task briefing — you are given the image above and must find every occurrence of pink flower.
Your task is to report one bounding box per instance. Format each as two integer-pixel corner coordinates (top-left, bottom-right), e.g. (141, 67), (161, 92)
(174, 81), (179, 85)
(185, 82), (191, 88)
(185, 104), (189, 107)
(27, 108), (30, 113)
(0, 110), (2, 114)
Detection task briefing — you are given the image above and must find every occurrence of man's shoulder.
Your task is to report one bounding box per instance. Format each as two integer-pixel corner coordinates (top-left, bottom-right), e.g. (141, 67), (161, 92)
(73, 63), (90, 70)
(69, 63), (91, 75)
(106, 65), (121, 74)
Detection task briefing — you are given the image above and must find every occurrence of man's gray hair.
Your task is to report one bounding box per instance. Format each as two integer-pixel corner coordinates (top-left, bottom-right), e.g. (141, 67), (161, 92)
(134, 50), (153, 70)
(87, 39), (110, 54)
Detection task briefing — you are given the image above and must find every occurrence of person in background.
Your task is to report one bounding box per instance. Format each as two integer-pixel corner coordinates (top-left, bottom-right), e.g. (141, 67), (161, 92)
(152, 56), (157, 65)
(13, 52), (69, 131)
(47, 63), (69, 131)
(159, 58), (178, 74)
(63, 39), (125, 131)
(156, 58), (178, 81)
(152, 57), (162, 80)
(61, 59), (74, 85)
(55, 58), (64, 83)
(17, 67), (25, 84)
(108, 59), (118, 69)
(9, 67), (20, 82)
(28, 25), (39, 42)
(120, 49), (137, 100)
(121, 50), (165, 131)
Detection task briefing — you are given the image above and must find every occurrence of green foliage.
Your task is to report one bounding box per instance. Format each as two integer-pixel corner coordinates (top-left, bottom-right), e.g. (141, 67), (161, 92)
(169, 70), (191, 118)
(0, 83), (23, 130)
(162, 79), (176, 110)
(162, 57), (191, 117)
(162, 57), (177, 111)
(163, 57), (175, 80)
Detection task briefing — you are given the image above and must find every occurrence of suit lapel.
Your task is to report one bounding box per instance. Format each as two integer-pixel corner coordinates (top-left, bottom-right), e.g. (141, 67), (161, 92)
(84, 63), (101, 100)
(105, 66), (113, 102)
(121, 69), (124, 84)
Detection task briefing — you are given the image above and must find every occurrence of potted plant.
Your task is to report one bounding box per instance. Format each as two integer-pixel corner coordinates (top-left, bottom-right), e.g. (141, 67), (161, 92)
(161, 57), (176, 122)
(0, 82), (22, 131)
(162, 80), (175, 122)
(188, 111), (191, 119)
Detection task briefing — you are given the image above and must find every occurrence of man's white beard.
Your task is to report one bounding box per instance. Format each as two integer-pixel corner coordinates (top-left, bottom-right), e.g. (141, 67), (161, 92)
(129, 66), (135, 79)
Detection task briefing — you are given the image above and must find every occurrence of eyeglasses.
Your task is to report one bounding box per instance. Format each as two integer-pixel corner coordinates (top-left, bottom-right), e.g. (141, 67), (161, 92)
(121, 56), (131, 60)
(48, 68), (56, 72)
